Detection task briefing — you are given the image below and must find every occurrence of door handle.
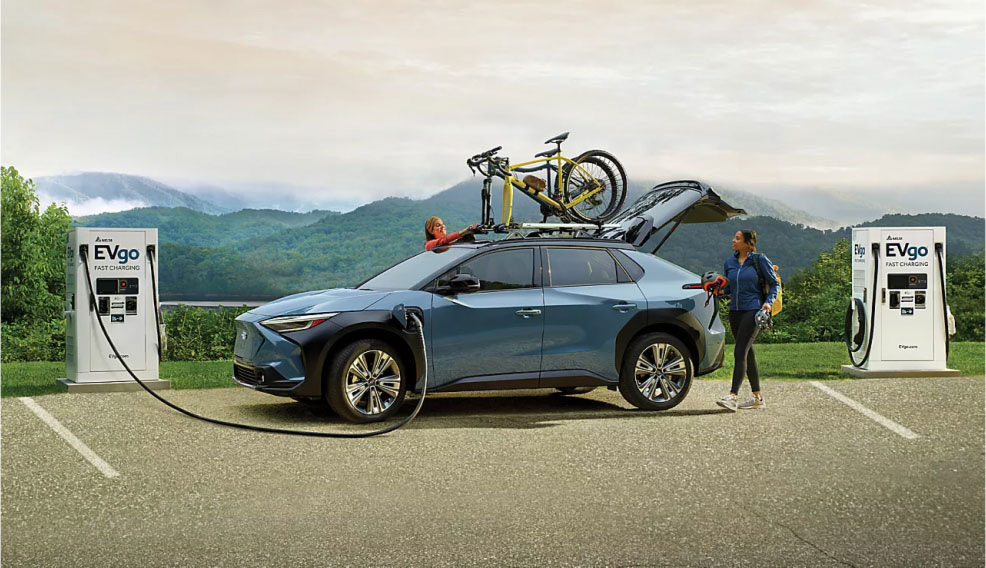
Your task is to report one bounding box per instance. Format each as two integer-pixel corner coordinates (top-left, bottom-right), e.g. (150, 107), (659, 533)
(515, 308), (542, 318)
(612, 303), (637, 312)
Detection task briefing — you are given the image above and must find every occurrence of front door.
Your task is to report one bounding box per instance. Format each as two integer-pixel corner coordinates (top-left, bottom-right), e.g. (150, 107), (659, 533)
(429, 248), (543, 388)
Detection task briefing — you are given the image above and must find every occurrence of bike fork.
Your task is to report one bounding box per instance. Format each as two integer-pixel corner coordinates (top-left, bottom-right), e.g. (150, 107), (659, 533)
(481, 177), (493, 227)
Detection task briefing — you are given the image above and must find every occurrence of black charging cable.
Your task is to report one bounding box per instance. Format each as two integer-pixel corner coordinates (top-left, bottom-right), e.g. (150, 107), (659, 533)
(81, 245), (428, 438)
(847, 243), (880, 368)
(935, 243), (950, 359)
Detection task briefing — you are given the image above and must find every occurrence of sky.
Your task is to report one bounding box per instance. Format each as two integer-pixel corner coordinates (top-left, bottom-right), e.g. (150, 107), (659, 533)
(2, 0), (984, 212)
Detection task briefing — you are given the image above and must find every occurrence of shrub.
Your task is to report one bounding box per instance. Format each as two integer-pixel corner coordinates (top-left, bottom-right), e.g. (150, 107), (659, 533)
(1, 319), (66, 362)
(161, 305), (251, 361)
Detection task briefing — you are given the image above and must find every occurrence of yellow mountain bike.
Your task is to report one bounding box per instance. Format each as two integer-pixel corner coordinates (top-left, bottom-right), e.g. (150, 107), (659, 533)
(466, 132), (627, 227)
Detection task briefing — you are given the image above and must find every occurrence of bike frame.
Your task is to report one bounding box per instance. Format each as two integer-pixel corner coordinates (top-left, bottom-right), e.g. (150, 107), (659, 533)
(484, 153), (605, 226)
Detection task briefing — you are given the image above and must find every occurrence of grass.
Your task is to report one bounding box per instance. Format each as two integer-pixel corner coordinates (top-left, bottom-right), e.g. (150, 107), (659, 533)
(701, 341), (985, 381)
(2, 342), (983, 398)
(0, 361), (234, 398)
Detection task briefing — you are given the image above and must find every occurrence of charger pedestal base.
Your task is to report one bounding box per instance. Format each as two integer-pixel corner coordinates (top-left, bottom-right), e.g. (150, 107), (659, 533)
(839, 365), (960, 379)
(57, 378), (171, 393)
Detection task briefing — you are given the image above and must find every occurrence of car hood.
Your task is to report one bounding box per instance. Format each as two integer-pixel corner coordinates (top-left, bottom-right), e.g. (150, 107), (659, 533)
(249, 288), (393, 317)
(602, 180), (746, 255)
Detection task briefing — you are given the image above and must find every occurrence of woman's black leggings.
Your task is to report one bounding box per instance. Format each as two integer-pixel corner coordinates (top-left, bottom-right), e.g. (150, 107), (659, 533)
(729, 310), (761, 394)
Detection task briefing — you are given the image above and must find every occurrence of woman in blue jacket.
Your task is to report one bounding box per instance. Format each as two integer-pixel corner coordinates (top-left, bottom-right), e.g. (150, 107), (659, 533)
(715, 229), (779, 411)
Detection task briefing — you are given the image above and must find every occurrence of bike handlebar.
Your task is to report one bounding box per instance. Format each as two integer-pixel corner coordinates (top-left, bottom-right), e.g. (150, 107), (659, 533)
(466, 145), (503, 167)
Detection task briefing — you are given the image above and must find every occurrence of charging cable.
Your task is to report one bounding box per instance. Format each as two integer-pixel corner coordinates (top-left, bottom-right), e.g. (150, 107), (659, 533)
(934, 243), (951, 359)
(81, 245), (428, 438)
(847, 243), (880, 368)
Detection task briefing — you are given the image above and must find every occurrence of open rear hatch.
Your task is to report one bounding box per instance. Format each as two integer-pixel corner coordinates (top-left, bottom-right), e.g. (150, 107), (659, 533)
(602, 180), (746, 255)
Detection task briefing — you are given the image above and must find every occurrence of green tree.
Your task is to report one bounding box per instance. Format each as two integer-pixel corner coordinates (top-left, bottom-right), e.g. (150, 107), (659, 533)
(1, 166), (72, 362)
(2, 167), (71, 321)
(947, 252), (985, 341)
(775, 239), (852, 342)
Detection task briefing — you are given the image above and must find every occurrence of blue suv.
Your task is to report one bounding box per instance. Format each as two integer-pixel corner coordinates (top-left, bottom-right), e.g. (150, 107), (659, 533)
(233, 181), (744, 423)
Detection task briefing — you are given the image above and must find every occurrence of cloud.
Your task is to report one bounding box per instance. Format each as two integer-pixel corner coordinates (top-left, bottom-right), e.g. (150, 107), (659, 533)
(38, 192), (149, 217)
(2, 0), (982, 207)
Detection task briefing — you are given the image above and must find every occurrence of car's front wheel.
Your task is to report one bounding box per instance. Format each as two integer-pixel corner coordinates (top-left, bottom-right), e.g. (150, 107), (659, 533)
(325, 338), (408, 423)
(618, 333), (693, 411)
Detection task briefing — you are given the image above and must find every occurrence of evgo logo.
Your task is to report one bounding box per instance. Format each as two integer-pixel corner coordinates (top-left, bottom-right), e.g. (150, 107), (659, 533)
(94, 244), (140, 264)
(886, 242), (928, 261)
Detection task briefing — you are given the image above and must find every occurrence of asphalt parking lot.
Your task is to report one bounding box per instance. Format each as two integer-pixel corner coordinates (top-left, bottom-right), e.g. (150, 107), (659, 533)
(2, 376), (984, 567)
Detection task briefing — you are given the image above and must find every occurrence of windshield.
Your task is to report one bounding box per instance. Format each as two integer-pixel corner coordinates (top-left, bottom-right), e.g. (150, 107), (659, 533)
(358, 248), (474, 291)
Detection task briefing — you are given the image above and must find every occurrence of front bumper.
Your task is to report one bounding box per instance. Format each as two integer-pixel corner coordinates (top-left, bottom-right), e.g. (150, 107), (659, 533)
(232, 309), (427, 399)
(232, 360), (302, 394)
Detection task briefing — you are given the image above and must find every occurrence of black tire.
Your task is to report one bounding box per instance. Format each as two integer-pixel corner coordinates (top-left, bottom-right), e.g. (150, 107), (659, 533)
(324, 338), (408, 423)
(555, 386), (598, 395)
(563, 150), (628, 222)
(618, 333), (693, 411)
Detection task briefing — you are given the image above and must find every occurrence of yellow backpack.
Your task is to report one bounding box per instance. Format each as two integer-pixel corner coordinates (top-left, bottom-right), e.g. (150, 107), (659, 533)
(752, 253), (783, 316)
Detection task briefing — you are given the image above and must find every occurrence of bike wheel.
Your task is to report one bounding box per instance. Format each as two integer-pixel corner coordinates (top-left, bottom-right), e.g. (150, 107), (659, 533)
(563, 150), (628, 222)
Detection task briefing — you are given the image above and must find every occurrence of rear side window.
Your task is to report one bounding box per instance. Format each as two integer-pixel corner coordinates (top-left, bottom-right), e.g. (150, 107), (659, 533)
(438, 248), (535, 291)
(611, 250), (645, 281)
(547, 248), (623, 287)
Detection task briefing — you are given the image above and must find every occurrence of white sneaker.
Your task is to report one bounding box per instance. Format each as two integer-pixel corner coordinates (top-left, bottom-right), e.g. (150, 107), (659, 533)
(738, 396), (767, 410)
(716, 394), (738, 412)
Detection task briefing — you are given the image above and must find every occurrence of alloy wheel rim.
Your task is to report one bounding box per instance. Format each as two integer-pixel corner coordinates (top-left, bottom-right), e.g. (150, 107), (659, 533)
(634, 343), (688, 402)
(345, 350), (401, 415)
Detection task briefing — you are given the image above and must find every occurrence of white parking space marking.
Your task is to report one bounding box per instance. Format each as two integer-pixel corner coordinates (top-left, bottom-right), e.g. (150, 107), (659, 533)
(809, 381), (920, 440)
(18, 397), (120, 478)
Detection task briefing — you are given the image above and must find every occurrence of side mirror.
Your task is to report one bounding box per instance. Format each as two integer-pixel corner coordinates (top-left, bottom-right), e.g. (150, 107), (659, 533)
(449, 274), (481, 293)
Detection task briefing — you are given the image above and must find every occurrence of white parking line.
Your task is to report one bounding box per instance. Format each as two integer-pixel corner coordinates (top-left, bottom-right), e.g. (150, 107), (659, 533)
(18, 397), (120, 478)
(808, 381), (920, 440)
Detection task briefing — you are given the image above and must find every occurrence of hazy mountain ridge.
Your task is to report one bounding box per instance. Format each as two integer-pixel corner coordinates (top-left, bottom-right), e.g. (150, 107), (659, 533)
(75, 207), (339, 248)
(37, 172), (227, 215)
(75, 178), (983, 299)
(37, 170), (889, 228)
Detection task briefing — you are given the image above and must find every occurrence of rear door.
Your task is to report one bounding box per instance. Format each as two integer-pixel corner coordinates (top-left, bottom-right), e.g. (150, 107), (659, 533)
(429, 247), (543, 387)
(540, 246), (646, 382)
(601, 180), (746, 254)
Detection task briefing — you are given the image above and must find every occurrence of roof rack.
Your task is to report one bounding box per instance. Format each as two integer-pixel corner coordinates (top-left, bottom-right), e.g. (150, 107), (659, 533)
(493, 222), (621, 240)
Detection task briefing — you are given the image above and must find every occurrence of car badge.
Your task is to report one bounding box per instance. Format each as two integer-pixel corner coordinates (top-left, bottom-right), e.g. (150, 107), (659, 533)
(240, 331), (248, 341)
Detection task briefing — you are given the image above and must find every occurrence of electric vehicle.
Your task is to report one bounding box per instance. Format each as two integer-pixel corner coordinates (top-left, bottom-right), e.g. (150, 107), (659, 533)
(233, 181), (745, 423)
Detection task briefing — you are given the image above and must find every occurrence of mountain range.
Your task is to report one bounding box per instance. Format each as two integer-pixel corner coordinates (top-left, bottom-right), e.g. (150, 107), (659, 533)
(36, 173), (227, 215)
(73, 178), (985, 300)
(39, 171), (985, 229)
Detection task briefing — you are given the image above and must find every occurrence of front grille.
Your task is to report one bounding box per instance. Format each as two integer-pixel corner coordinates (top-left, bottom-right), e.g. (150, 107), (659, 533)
(234, 363), (260, 385)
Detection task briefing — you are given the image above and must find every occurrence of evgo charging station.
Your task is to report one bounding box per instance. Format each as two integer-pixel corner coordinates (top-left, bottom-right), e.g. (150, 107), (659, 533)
(843, 226), (958, 378)
(59, 228), (171, 392)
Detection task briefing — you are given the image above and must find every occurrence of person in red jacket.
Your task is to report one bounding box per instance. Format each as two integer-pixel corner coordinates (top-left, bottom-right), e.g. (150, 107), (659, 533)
(425, 216), (478, 250)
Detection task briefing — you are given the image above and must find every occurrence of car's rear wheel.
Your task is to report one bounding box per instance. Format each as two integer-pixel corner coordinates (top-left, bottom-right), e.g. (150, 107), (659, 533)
(555, 386), (597, 395)
(618, 333), (693, 411)
(325, 338), (408, 423)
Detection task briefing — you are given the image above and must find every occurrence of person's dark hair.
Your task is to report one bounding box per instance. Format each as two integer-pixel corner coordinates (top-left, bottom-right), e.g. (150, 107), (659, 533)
(741, 229), (757, 251)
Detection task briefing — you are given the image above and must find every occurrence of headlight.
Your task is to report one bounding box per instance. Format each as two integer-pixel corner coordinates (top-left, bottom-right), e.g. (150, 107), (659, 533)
(261, 312), (339, 333)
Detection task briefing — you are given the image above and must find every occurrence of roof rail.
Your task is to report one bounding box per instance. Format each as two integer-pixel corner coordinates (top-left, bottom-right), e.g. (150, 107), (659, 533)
(485, 222), (622, 241)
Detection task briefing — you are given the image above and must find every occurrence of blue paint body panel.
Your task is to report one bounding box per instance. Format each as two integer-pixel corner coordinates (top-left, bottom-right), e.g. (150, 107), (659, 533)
(430, 288), (544, 387)
(625, 250), (725, 373)
(542, 283), (645, 381)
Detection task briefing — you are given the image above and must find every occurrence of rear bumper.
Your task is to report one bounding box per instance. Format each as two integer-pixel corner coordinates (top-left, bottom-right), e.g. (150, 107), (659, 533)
(695, 340), (725, 376)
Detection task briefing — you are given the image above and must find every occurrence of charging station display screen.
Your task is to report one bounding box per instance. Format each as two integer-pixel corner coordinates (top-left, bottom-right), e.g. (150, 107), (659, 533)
(96, 278), (140, 295)
(887, 274), (927, 290)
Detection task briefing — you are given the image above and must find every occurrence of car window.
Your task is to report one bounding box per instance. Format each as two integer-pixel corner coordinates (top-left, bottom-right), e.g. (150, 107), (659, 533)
(547, 248), (624, 287)
(437, 248), (535, 291)
(359, 247), (473, 291)
(611, 249), (645, 281)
